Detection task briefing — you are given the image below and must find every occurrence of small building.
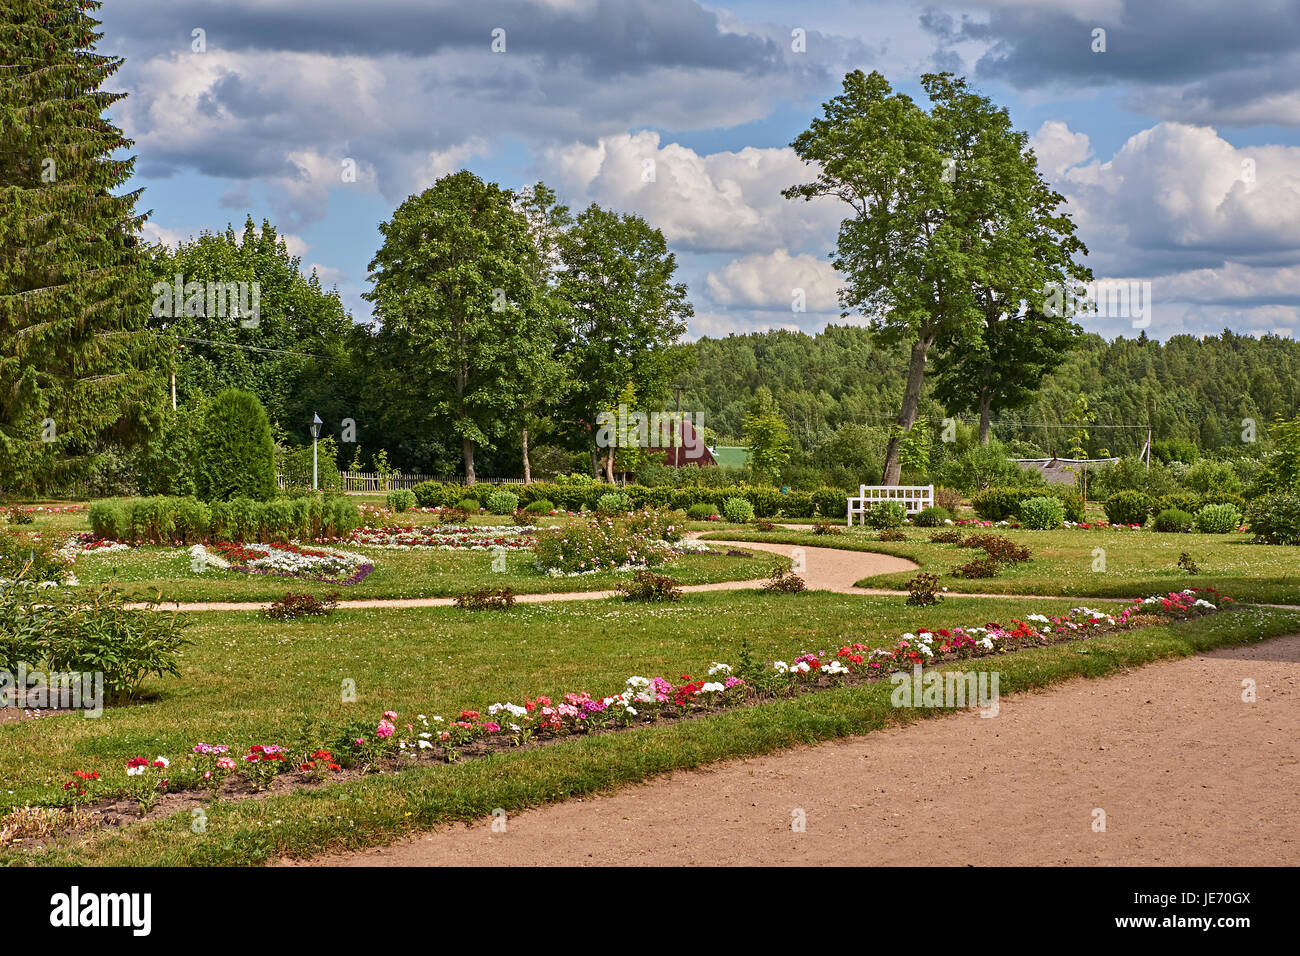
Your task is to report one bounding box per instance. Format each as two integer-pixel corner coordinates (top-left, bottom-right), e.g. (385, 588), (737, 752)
(1010, 457), (1120, 485)
(647, 419), (717, 467)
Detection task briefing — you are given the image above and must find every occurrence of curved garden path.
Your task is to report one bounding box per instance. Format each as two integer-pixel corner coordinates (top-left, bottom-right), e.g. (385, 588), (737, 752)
(125, 535), (923, 612)
(296, 630), (1300, 867)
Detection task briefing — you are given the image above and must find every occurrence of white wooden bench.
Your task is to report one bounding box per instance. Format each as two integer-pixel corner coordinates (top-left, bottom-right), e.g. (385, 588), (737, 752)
(846, 484), (934, 526)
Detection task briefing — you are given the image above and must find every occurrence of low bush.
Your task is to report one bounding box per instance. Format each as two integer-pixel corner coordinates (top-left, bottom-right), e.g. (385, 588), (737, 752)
(933, 486), (962, 515)
(6, 506), (34, 525)
(1, 582), (190, 706)
(1153, 508), (1195, 533)
(912, 505), (951, 527)
(1018, 496), (1065, 530)
(971, 486), (1028, 521)
(532, 510), (679, 574)
(762, 567), (806, 593)
(878, 528), (907, 541)
(812, 521), (842, 536)
(1178, 552), (1200, 575)
(905, 571), (942, 607)
(952, 556), (1000, 578)
(722, 497), (755, 523)
(1246, 493), (1300, 545)
(1103, 490), (1153, 526)
(484, 489), (520, 515)
(0, 528), (73, 583)
(264, 591), (340, 620)
(686, 502), (719, 520)
(1154, 492), (1202, 516)
(862, 500), (906, 529)
(961, 533), (1031, 564)
(386, 489), (416, 514)
(453, 587), (516, 611)
(1194, 502), (1241, 534)
(1054, 488), (1086, 523)
(929, 529), (964, 544)
(457, 498), (482, 512)
(87, 495), (359, 544)
(616, 569), (682, 602)
(524, 499), (555, 514)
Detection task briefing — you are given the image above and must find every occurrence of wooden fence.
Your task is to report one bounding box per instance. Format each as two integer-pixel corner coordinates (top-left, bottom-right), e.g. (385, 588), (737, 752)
(276, 471), (527, 493)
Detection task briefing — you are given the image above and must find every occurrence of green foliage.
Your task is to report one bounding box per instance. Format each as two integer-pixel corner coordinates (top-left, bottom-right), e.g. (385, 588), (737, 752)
(742, 389), (795, 485)
(90, 494), (358, 543)
(722, 497), (755, 523)
(935, 439), (1040, 494)
(1152, 437), (1200, 464)
(1260, 414), (1300, 494)
(904, 571), (943, 607)
(1054, 488), (1086, 523)
(456, 498), (482, 512)
(453, 587), (517, 611)
(1194, 503), (1242, 534)
(278, 437), (343, 494)
(524, 499), (555, 514)
(912, 505), (952, 527)
(0, 528), (73, 584)
(687, 502), (719, 519)
(1246, 494), (1300, 545)
(596, 492), (631, 513)
(0, 1), (167, 497)
(616, 569), (682, 603)
(1018, 496), (1066, 530)
(484, 489), (519, 515)
(0, 582), (190, 705)
(971, 486), (1029, 521)
(1153, 508), (1194, 533)
(532, 512), (675, 574)
(386, 489), (416, 513)
(1183, 459), (1242, 496)
(194, 389), (277, 501)
(1154, 492), (1202, 516)
(1104, 490), (1153, 526)
(862, 501), (906, 529)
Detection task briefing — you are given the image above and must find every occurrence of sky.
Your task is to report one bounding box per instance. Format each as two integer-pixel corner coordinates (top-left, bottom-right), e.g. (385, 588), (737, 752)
(98, 0), (1300, 342)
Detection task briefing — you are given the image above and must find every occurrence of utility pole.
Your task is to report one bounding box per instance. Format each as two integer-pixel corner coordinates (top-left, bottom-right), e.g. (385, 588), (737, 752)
(672, 383), (685, 469)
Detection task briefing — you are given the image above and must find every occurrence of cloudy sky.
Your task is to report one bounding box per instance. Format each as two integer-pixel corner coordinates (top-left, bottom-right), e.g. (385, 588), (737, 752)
(100, 0), (1300, 341)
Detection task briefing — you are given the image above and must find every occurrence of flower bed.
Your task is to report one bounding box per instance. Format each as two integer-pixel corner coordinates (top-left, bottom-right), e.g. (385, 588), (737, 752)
(191, 541), (374, 586)
(342, 523), (536, 551)
(32, 588), (1234, 825)
(532, 509), (694, 576)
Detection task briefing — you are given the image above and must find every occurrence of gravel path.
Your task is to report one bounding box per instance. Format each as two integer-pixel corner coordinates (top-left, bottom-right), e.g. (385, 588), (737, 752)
(299, 631), (1300, 867)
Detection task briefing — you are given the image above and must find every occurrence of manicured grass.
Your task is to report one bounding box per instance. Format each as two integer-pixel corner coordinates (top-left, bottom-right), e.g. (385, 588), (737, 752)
(7, 601), (1294, 866)
(68, 543), (784, 602)
(2, 590), (1114, 814)
(702, 526), (1300, 605)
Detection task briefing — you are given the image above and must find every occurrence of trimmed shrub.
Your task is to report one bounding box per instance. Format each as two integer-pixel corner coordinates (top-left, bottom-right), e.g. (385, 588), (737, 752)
(524, 499), (555, 514)
(1154, 492), (1202, 516)
(1054, 488), (1086, 523)
(194, 388), (277, 501)
(1153, 508), (1195, 533)
(1194, 502), (1241, 534)
(457, 497), (482, 512)
(1103, 490), (1153, 526)
(88, 499), (127, 540)
(971, 487), (1028, 522)
(1019, 496), (1065, 530)
(1246, 493), (1300, 545)
(686, 502), (719, 520)
(862, 500), (906, 529)
(86, 494), (357, 544)
(722, 497), (755, 523)
(617, 569), (682, 602)
(912, 505), (952, 527)
(484, 489), (519, 515)
(386, 489), (416, 513)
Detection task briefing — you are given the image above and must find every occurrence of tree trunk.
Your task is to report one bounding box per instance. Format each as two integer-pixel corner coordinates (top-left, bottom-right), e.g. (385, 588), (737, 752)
(604, 450), (615, 483)
(591, 447), (600, 479)
(521, 427), (531, 484)
(978, 388), (993, 444)
(462, 436), (476, 485)
(881, 335), (934, 485)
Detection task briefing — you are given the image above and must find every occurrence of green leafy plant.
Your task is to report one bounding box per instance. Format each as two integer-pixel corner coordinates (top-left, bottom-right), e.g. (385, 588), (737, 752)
(761, 566), (806, 593)
(193, 389), (278, 501)
(686, 502), (719, 520)
(952, 556), (999, 578)
(264, 591), (340, 620)
(456, 498), (482, 512)
(386, 488), (416, 513)
(1153, 508), (1195, 533)
(1103, 490), (1153, 526)
(862, 500), (906, 529)
(1018, 496), (1065, 530)
(912, 505), (951, 527)
(484, 489), (520, 515)
(524, 499), (555, 514)
(5, 506), (34, 525)
(722, 497), (755, 523)
(905, 571), (942, 606)
(597, 492), (631, 513)
(1194, 502), (1242, 534)
(616, 569), (682, 602)
(1177, 552), (1200, 574)
(1246, 494), (1300, 545)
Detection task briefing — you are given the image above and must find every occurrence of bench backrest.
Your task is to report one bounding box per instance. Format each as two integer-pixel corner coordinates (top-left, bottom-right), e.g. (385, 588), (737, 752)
(856, 484), (934, 514)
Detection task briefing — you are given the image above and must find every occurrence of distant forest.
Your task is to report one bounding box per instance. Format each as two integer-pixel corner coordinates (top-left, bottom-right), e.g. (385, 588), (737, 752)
(683, 326), (1300, 460)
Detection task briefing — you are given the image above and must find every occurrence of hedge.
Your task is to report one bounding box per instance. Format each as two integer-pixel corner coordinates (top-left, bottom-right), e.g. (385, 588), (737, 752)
(411, 481), (851, 520)
(88, 495), (360, 544)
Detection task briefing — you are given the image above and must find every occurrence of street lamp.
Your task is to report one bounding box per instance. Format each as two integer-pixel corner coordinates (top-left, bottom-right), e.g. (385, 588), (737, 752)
(309, 413), (323, 491)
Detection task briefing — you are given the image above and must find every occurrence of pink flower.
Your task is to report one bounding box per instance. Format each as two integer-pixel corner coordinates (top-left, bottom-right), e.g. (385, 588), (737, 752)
(216, 756), (236, 769)
(377, 719), (395, 739)
(383, 710), (397, 720)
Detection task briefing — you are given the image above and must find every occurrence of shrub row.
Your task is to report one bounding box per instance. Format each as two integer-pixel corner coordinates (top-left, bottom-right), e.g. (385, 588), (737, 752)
(971, 486), (1085, 523)
(88, 495), (361, 544)
(1104, 490), (1248, 527)
(411, 481), (851, 519)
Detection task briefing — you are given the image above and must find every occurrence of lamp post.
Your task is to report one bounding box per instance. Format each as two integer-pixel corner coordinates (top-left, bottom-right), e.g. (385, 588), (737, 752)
(309, 413), (323, 491)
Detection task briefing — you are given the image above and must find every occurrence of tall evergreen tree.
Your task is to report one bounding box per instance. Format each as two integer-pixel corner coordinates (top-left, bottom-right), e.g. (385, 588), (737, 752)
(0, 0), (164, 494)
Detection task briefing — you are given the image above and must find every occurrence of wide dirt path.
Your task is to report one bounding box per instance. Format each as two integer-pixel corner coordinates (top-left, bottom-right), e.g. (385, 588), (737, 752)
(300, 632), (1300, 867)
(128, 538), (920, 611)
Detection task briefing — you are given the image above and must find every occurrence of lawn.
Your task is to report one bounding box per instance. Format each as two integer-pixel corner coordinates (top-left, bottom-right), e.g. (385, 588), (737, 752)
(5, 595), (1294, 866)
(701, 526), (1300, 605)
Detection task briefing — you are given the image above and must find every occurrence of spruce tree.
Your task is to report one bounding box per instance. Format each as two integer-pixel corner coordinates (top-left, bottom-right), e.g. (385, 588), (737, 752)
(0, 0), (164, 495)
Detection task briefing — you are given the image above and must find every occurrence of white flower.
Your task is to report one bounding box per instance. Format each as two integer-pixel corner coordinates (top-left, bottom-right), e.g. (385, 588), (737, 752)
(706, 662), (732, 676)
(153, 756), (170, 768)
(700, 681), (725, 693)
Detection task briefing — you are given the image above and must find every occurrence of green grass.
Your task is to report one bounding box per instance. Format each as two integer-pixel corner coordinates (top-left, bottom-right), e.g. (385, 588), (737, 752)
(68, 543), (784, 602)
(7, 601), (1295, 866)
(702, 526), (1300, 605)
